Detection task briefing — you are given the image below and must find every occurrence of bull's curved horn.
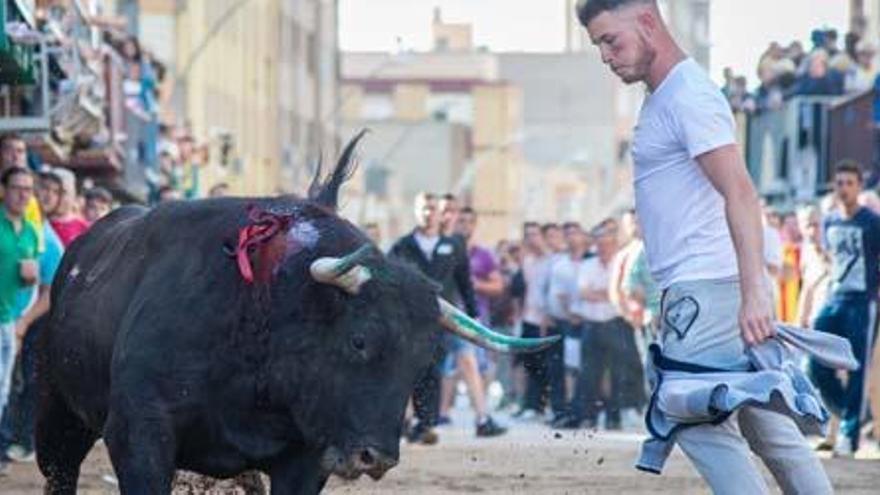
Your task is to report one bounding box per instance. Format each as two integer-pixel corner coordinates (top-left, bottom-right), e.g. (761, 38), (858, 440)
(310, 245), (373, 294)
(437, 298), (560, 353)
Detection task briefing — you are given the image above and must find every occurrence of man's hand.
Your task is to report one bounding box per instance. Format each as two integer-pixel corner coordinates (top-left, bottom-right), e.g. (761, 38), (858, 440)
(19, 259), (38, 286)
(739, 284), (775, 346)
(15, 319), (29, 348)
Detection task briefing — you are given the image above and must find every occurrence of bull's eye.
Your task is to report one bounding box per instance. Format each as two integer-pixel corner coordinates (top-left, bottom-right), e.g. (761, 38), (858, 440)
(351, 334), (367, 352)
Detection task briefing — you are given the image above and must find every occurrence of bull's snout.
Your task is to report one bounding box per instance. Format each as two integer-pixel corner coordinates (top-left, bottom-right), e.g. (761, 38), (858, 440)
(353, 446), (398, 480)
(322, 445), (398, 481)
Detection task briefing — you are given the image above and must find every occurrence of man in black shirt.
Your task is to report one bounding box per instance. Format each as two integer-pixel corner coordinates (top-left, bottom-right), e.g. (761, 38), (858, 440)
(390, 193), (504, 442)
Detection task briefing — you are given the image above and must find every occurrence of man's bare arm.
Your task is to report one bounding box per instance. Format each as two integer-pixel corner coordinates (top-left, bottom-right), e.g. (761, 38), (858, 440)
(697, 144), (774, 345)
(473, 270), (505, 298)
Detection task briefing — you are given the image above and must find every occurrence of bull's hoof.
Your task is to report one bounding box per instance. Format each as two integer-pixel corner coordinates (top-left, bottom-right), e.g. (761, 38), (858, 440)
(172, 470), (267, 495)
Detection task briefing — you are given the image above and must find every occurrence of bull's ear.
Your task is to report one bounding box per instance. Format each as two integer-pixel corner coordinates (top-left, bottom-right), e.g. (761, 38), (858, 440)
(308, 130), (368, 211)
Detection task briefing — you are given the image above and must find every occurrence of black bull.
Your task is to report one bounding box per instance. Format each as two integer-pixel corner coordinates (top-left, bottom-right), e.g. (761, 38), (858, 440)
(34, 134), (558, 494)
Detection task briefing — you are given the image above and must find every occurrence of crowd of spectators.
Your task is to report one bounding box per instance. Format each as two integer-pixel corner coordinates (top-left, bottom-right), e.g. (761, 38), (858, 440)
(358, 170), (880, 456)
(722, 28), (879, 114)
(759, 162), (880, 456)
(3, 1), (215, 205)
(366, 195), (652, 445)
(0, 128), (224, 475)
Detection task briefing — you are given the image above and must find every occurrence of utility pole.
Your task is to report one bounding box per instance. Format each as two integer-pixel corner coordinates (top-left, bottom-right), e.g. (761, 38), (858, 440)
(851, 0), (866, 35)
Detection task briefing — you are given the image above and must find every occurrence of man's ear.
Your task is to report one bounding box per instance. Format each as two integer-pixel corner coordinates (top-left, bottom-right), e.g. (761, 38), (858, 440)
(634, 9), (659, 41)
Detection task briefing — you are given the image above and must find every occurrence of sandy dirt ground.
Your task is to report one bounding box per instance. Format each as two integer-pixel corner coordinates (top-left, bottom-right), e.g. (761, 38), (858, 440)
(2, 416), (879, 494)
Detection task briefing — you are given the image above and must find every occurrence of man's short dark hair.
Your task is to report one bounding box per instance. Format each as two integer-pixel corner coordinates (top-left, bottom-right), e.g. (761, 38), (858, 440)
(523, 221), (540, 232)
(1, 166), (33, 186)
(38, 170), (64, 190)
(85, 186), (113, 203)
(461, 206), (476, 217)
(441, 193), (457, 202)
(0, 132), (24, 149)
(834, 159), (863, 183)
(541, 223), (561, 235)
(415, 192), (436, 204)
(563, 221), (582, 231)
(575, 0), (655, 27)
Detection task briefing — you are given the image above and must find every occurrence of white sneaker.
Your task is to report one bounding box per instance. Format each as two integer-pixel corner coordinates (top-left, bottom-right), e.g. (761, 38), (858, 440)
(514, 408), (541, 422)
(832, 437), (855, 458)
(6, 445), (35, 463)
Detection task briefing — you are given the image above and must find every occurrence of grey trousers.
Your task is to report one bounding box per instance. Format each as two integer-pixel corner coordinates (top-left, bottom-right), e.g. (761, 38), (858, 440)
(661, 278), (832, 495)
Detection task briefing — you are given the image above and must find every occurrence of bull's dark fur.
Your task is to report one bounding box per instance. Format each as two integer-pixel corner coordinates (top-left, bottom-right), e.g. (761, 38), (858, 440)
(36, 134), (442, 494)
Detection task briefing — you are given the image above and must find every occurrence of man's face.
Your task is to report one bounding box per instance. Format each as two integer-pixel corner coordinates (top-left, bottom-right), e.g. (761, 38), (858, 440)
(834, 172), (862, 206)
(85, 198), (111, 222)
(621, 212), (640, 241)
(1, 139), (27, 169)
(544, 227), (565, 252)
(564, 225), (580, 247)
(37, 178), (62, 216)
(799, 212), (821, 245)
(4, 173), (34, 216)
(523, 226), (544, 251)
(564, 226), (586, 252)
(439, 198), (460, 232)
(456, 212), (477, 240)
(763, 209), (781, 229)
(781, 215), (801, 243)
(596, 233), (619, 261)
(587, 9), (656, 85)
(414, 196), (439, 230)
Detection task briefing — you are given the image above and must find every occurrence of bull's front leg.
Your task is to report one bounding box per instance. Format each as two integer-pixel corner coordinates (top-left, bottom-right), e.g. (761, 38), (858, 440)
(103, 409), (177, 494)
(269, 449), (330, 495)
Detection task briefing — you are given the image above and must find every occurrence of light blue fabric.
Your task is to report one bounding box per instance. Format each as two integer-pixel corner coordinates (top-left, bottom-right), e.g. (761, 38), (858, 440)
(13, 223), (64, 318)
(0, 322), (15, 420)
(636, 324), (857, 474)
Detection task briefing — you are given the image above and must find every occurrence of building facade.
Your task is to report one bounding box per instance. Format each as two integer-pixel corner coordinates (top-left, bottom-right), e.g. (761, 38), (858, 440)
(137, 0), (340, 196)
(342, 8), (648, 242)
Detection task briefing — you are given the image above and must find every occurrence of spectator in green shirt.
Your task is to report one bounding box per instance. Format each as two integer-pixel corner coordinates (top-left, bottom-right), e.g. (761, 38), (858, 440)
(623, 240), (661, 330)
(0, 167), (39, 462)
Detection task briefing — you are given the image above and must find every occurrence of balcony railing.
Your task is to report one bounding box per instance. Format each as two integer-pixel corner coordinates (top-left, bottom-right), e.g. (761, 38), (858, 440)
(745, 91), (875, 202)
(0, 0), (153, 202)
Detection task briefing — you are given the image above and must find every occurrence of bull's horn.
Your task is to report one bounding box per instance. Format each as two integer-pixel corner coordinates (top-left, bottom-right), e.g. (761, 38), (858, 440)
(310, 245), (373, 294)
(437, 298), (560, 353)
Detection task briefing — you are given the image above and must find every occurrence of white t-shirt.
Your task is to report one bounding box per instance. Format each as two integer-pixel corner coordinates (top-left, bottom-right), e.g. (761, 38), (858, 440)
(632, 58), (739, 289)
(414, 231), (440, 261)
(522, 254), (550, 326)
(573, 257), (619, 323)
(762, 225), (783, 271)
(546, 253), (579, 320)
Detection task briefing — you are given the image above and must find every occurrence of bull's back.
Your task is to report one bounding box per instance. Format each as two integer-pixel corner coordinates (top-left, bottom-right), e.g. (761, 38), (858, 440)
(43, 205), (151, 427)
(43, 198), (268, 429)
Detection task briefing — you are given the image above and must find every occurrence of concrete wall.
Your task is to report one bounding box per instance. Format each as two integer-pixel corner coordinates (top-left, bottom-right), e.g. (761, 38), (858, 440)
(339, 120), (469, 240)
(343, 52), (499, 82)
(173, 0), (339, 196)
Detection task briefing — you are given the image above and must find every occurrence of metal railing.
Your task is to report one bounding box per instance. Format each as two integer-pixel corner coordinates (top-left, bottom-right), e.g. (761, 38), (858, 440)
(744, 91), (875, 202)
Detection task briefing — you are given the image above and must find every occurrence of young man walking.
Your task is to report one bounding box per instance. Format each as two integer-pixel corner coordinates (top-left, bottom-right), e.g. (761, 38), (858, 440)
(576, 1), (832, 493)
(810, 161), (880, 457)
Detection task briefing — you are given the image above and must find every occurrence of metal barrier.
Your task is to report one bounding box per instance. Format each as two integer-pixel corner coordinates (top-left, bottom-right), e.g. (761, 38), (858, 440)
(745, 91), (875, 202)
